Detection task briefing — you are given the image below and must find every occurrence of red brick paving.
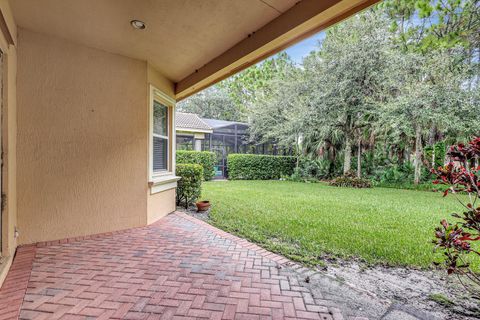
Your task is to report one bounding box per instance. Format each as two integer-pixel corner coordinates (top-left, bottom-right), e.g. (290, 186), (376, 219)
(1, 212), (343, 319)
(0, 245), (36, 320)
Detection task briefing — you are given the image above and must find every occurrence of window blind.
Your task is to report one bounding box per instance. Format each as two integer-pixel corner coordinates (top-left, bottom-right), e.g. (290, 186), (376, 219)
(152, 101), (168, 172)
(153, 136), (168, 171)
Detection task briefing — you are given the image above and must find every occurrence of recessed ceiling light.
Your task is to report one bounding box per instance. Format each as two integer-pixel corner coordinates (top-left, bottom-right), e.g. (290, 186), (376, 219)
(130, 20), (146, 30)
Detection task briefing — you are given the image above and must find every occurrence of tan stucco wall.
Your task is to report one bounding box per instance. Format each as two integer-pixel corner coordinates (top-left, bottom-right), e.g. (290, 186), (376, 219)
(148, 64), (175, 99)
(147, 65), (177, 223)
(0, 0), (17, 285)
(2, 45), (17, 255)
(147, 188), (176, 224)
(16, 29), (151, 245)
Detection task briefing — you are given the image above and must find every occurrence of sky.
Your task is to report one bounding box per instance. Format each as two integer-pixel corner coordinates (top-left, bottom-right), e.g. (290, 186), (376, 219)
(283, 31), (326, 64)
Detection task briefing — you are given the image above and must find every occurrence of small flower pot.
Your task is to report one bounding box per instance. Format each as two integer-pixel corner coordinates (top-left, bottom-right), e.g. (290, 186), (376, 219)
(195, 200), (211, 212)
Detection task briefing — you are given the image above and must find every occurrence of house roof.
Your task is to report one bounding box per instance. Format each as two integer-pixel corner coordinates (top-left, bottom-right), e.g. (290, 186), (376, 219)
(202, 118), (248, 129)
(10, 0), (378, 100)
(176, 112), (212, 133)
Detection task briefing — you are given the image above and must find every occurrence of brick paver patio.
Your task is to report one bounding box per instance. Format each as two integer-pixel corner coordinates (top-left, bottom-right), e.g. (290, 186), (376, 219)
(0, 212), (345, 320)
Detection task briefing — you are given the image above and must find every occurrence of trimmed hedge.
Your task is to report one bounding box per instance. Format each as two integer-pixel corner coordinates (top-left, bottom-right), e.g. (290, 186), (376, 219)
(227, 154), (296, 180)
(176, 150), (216, 181)
(176, 164), (203, 209)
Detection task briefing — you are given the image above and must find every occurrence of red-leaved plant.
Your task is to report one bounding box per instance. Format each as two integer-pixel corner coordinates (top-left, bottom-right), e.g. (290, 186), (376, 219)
(431, 137), (480, 293)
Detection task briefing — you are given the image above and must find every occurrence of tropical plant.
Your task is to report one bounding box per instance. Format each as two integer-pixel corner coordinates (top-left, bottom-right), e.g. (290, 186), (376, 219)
(431, 137), (480, 293)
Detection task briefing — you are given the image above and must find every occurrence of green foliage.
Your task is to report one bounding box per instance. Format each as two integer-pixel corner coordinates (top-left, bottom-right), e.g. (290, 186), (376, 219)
(329, 173), (372, 188)
(428, 293), (455, 308)
(176, 150), (216, 181)
(176, 86), (246, 122)
(175, 164), (203, 209)
(372, 181), (448, 192)
(178, 1), (479, 188)
(203, 180), (475, 269)
(424, 141), (447, 169)
(301, 11), (392, 175)
(380, 0), (479, 52)
(374, 163), (415, 184)
(219, 52), (294, 110)
(227, 154), (296, 180)
(288, 157), (338, 182)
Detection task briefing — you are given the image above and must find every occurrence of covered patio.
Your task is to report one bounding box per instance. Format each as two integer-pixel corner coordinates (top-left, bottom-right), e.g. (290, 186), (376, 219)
(2, 213), (342, 320)
(0, 0), (380, 319)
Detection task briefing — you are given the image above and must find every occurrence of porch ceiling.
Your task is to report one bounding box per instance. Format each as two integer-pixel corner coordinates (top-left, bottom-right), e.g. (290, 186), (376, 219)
(10, 0), (378, 100)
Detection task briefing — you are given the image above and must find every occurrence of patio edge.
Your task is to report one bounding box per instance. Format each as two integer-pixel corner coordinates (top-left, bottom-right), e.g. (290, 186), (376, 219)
(0, 245), (36, 320)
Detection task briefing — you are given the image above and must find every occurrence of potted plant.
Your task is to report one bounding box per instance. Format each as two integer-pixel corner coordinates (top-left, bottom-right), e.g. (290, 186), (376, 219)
(195, 200), (211, 212)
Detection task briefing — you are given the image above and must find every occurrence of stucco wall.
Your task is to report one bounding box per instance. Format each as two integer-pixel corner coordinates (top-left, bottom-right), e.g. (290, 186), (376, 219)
(16, 29), (150, 245)
(147, 64), (175, 99)
(147, 188), (176, 224)
(0, 0), (18, 285)
(2, 45), (17, 255)
(146, 65), (177, 223)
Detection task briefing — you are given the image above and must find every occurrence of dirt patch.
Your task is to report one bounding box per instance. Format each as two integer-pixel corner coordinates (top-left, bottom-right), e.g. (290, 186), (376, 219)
(178, 206), (210, 221)
(318, 261), (480, 319)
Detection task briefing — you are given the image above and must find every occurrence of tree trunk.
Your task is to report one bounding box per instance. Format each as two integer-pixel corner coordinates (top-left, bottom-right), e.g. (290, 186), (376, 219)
(328, 142), (336, 177)
(428, 125), (437, 145)
(414, 124), (423, 185)
(431, 147), (435, 168)
(357, 139), (362, 178)
(397, 147), (405, 165)
(343, 136), (352, 175)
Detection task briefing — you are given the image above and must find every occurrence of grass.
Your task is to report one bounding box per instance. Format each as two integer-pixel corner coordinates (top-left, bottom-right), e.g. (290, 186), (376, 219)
(428, 293), (455, 308)
(201, 180), (478, 271)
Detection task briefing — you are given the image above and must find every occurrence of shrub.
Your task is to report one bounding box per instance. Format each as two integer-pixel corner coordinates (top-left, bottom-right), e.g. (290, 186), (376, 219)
(329, 172), (372, 188)
(227, 154), (296, 180)
(176, 164), (203, 209)
(424, 141), (446, 169)
(287, 158), (334, 182)
(372, 162), (415, 184)
(176, 150), (216, 181)
(431, 137), (480, 293)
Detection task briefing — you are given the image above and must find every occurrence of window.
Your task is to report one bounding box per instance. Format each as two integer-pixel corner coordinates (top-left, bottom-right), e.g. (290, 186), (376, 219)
(149, 87), (179, 193)
(152, 100), (169, 173)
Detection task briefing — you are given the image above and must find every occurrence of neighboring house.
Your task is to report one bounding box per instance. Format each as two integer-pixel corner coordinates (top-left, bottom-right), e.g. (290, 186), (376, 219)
(176, 113), (284, 178)
(0, 0), (377, 286)
(175, 112), (213, 152)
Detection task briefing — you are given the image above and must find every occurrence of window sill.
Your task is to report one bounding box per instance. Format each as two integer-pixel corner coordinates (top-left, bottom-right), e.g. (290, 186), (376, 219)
(149, 174), (180, 194)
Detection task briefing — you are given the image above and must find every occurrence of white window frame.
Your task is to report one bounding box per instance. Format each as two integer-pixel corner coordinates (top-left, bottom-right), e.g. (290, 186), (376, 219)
(149, 86), (178, 189)
(152, 102), (169, 173)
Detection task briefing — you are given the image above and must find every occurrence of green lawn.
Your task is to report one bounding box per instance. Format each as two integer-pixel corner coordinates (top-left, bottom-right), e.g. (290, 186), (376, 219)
(201, 180), (478, 271)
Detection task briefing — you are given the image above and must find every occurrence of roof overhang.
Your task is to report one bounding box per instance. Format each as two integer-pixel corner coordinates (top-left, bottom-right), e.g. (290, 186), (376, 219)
(176, 128), (213, 134)
(10, 0), (379, 102)
(175, 0), (379, 100)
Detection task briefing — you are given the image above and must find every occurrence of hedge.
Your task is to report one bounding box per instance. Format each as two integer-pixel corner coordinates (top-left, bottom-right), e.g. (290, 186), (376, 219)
(176, 150), (216, 181)
(176, 164), (203, 209)
(227, 154), (296, 180)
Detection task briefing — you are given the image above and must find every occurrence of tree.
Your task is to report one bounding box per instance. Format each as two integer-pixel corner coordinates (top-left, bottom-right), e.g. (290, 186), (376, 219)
(379, 0), (480, 184)
(219, 53), (295, 115)
(177, 86), (245, 121)
(247, 62), (306, 164)
(302, 11), (391, 175)
(383, 45), (478, 184)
